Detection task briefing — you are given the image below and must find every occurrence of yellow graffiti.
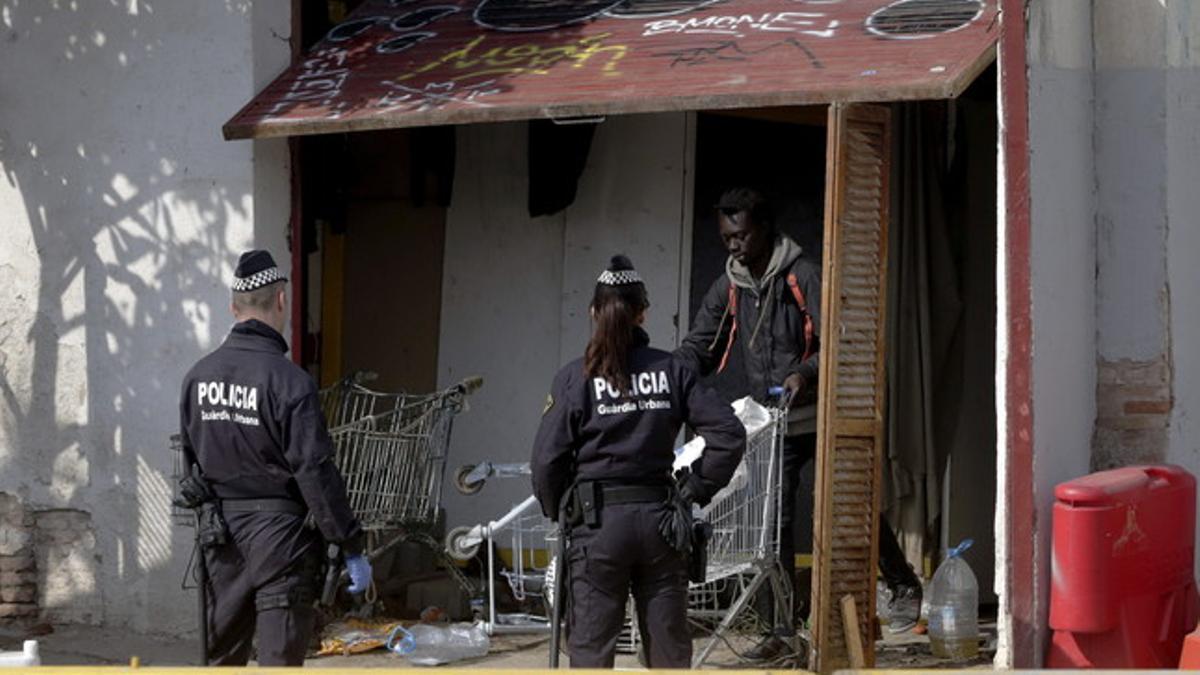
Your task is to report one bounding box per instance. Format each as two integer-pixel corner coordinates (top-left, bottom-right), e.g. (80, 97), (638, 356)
(398, 32), (627, 82)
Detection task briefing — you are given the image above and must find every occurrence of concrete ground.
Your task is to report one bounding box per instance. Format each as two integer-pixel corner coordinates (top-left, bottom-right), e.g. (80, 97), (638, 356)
(0, 620), (996, 669)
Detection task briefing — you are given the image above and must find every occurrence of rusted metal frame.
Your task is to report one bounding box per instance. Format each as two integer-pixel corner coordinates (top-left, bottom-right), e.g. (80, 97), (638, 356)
(999, 0), (1035, 666)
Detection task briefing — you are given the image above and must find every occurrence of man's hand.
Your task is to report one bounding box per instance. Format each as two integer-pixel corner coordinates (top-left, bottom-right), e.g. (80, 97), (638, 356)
(782, 372), (807, 407)
(345, 554), (373, 594)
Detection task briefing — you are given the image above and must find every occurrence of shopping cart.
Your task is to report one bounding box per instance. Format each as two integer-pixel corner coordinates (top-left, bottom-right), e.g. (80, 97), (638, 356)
(445, 493), (643, 655)
(446, 495), (554, 635)
(318, 373), (483, 593)
(442, 396), (790, 664)
(685, 397), (795, 668)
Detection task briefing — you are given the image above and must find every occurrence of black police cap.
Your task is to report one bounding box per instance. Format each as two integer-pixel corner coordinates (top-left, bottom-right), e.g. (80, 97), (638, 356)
(232, 249), (288, 292)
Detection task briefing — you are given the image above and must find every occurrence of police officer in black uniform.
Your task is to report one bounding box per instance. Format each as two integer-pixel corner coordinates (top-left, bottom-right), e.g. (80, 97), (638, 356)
(532, 255), (746, 669)
(178, 250), (372, 666)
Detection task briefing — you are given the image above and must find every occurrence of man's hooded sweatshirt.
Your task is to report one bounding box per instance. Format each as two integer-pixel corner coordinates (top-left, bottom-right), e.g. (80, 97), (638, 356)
(675, 233), (822, 434)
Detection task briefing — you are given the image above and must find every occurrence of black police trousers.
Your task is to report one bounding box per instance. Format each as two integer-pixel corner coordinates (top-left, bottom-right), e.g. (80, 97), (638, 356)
(203, 511), (320, 666)
(763, 433), (921, 632)
(567, 501), (690, 669)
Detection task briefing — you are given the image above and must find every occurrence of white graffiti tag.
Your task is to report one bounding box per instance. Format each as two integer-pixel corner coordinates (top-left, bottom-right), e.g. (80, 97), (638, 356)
(268, 47), (351, 115)
(375, 79), (503, 114)
(642, 12), (839, 38)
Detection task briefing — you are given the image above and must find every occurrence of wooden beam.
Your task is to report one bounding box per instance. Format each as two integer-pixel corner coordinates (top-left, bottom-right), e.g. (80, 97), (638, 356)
(841, 594), (867, 670)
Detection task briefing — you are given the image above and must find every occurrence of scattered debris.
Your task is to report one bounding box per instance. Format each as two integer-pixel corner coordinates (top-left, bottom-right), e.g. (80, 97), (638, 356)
(316, 618), (406, 656)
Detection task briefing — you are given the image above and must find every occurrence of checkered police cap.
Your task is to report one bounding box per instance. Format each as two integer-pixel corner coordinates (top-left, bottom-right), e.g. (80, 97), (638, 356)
(597, 255), (642, 286)
(232, 249), (288, 293)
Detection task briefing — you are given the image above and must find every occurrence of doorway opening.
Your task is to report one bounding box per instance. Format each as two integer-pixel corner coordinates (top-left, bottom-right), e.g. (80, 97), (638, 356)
(686, 64), (998, 668)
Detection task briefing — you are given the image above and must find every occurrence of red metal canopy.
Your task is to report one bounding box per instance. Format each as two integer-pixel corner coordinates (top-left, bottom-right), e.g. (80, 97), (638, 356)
(223, 0), (997, 139)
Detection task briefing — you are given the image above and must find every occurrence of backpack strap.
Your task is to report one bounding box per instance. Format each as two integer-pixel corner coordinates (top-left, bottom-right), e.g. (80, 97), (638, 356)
(786, 272), (815, 363)
(717, 282), (738, 373)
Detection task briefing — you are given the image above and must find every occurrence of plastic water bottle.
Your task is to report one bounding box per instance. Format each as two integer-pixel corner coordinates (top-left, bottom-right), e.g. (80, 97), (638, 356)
(387, 622), (489, 666)
(927, 539), (979, 661)
(0, 641), (39, 667)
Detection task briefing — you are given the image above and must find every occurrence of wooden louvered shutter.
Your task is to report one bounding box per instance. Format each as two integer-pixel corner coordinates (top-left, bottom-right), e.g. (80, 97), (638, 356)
(810, 102), (892, 673)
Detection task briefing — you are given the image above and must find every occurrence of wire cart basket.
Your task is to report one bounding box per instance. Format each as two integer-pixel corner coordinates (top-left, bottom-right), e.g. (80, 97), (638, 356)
(442, 398), (787, 665)
(446, 495), (554, 635)
(685, 398), (794, 668)
(316, 374), (482, 589)
(445, 492), (643, 655)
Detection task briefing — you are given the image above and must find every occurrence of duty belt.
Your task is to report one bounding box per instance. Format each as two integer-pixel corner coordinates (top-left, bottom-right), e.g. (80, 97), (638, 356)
(220, 498), (306, 516)
(600, 484), (670, 506)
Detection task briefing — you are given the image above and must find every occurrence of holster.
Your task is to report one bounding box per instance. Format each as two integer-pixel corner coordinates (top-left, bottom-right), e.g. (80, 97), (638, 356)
(321, 543), (343, 607)
(196, 501), (229, 549)
(688, 520), (712, 583)
(175, 464), (228, 549)
(565, 481), (599, 528)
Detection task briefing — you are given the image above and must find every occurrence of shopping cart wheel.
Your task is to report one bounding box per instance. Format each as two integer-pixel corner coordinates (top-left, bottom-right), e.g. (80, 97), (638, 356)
(454, 464), (486, 495)
(445, 525), (481, 560)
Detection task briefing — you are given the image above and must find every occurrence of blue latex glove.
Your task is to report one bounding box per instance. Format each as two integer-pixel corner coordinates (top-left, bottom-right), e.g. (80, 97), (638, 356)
(345, 554), (372, 594)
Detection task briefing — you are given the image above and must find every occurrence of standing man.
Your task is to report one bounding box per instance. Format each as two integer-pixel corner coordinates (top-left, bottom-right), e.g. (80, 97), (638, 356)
(675, 189), (923, 659)
(178, 250), (372, 666)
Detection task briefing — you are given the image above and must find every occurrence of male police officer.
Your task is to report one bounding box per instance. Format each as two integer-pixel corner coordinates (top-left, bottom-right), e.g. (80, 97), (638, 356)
(676, 189), (924, 659)
(178, 250), (371, 666)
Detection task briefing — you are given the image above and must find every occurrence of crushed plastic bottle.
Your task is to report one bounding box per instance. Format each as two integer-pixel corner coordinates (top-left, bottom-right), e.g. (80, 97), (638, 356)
(0, 640), (39, 667)
(927, 539), (979, 661)
(387, 622), (490, 666)
(875, 581), (893, 624)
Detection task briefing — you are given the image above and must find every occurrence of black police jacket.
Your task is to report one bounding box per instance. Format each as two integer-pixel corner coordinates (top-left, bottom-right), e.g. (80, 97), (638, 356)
(531, 327), (746, 519)
(179, 319), (363, 554)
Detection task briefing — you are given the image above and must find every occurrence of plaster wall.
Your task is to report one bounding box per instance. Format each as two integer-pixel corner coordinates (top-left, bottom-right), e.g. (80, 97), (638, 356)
(1019, 0), (1097, 664)
(1093, 1), (1168, 363)
(1090, 0), (1200, 539)
(1019, 0), (1200, 658)
(0, 1), (290, 633)
(1162, 2), (1200, 573)
(437, 114), (691, 532)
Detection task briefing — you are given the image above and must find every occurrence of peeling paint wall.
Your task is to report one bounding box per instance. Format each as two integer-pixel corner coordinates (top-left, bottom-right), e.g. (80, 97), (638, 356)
(1092, 0), (1175, 468)
(1023, 0), (1200, 658)
(1162, 1), (1200, 575)
(0, 2), (290, 633)
(1091, 0), (1200, 548)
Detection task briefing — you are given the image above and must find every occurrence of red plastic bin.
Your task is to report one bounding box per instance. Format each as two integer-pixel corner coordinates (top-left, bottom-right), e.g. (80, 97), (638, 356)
(1047, 464), (1199, 668)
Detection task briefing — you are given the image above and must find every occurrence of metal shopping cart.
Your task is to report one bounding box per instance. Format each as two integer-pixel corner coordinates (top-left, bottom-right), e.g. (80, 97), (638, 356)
(446, 495), (554, 635)
(685, 397), (796, 668)
(442, 396), (791, 665)
(445, 492), (644, 655)
(318, 373), (483, 594)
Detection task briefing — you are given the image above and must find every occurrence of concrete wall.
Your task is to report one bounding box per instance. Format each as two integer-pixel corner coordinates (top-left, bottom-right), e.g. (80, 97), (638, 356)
(1017, 0), (1098, 665)
(1018, 0), (1200, 661)
(1162, 2), (1200, 563)
(1088, 0), (1200, 570)
(437, 114), (692, 531)
(0, 1), (290, 633)
(1091, 0), (1175, 468)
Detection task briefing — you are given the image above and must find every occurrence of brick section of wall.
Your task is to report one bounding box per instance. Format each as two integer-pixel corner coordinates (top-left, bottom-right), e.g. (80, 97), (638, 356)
(33, 509), (99, 625)
(0, 493), (38, 622)
(1094, 356), (1173, 470)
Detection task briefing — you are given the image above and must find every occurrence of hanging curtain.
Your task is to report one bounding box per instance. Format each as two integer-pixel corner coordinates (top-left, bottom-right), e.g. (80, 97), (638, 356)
(884, 101), (965, 568)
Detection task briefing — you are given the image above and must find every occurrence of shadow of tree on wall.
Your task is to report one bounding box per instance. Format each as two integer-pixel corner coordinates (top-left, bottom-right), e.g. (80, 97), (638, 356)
(0, 0), (263, 632)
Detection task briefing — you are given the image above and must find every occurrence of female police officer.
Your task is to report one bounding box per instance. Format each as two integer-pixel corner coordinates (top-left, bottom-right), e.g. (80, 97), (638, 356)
(531, 255), (746, 669)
